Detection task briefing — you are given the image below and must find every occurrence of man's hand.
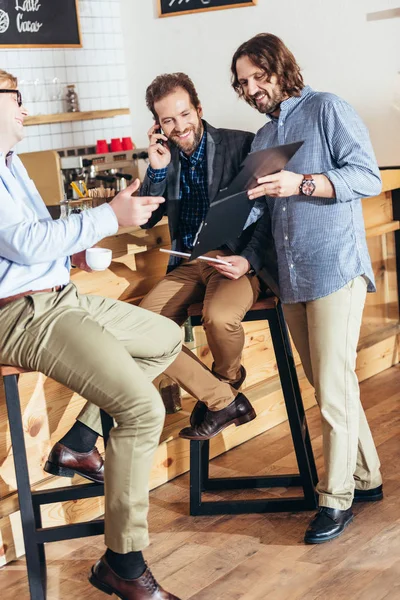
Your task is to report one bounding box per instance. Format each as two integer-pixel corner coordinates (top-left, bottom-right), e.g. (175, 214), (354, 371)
(109, 179), (165, 227)
(147, 123), (171, 170)
(208, 255), (250, 280)
(248, 170), (303, 200)
(71, 250), (92, 272)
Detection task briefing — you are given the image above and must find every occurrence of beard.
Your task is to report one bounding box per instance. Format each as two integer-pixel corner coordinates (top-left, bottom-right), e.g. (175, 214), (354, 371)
(248, 88), (286, 115)
(168, 120), (204, 156)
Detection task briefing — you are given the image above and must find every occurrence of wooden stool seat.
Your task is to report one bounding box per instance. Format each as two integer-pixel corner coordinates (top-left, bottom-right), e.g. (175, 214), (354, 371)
(186, 295), (318, 516)
(1, 365), (113, 600)
(188, 295), (277, 319)
(0, 364), (33, 376)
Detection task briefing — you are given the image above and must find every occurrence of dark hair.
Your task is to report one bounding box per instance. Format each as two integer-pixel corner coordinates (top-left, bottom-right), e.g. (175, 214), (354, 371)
(145, 72), (201, 120)
(231, 33), (304, 100)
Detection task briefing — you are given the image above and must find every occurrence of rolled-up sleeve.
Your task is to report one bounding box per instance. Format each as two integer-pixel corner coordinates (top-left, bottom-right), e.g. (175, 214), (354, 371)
(323, 99), (382, 201)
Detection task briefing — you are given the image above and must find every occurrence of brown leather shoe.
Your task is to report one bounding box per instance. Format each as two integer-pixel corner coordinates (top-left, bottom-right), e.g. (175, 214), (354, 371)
(180, 392), (256, 440)
(190, 365), (247, 428)
(89, 555), (181, 599)
(44, 442), (104, 484)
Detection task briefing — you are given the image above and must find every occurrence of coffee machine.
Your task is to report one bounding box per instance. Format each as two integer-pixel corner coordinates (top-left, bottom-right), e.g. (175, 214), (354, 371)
(59, 145), (149, 199)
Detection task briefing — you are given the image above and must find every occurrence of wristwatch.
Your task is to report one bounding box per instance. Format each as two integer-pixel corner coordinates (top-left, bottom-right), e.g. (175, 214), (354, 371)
(299, 174), (316, 196)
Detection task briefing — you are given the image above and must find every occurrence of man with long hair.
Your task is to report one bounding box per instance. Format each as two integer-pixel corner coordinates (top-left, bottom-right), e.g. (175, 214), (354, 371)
(0, 68), (182, 599)
(216, 33), (383, 544)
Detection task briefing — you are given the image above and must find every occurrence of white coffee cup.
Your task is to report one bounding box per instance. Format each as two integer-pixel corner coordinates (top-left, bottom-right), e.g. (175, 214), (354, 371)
(85, 248), (112, 271)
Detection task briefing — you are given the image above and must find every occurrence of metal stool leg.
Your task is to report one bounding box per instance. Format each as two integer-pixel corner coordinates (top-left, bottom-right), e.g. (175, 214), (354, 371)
(190, 440), (209, 515)
(269, 304), (318, 507)
(32, 502), (46, 596)
(4, 374), (46, 600)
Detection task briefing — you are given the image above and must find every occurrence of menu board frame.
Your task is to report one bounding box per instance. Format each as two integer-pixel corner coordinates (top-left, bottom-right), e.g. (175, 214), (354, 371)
(0, 0), (82, 48)
(157, 0), (257, 19)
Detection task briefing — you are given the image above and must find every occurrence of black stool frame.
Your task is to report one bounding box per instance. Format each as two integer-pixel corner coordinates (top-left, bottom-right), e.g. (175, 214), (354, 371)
(189, 300), (319, 516)
(3, 372), (113, 600)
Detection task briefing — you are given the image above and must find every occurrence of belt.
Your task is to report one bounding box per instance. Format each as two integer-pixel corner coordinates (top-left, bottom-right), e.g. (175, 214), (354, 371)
(0, 286), (64, 309)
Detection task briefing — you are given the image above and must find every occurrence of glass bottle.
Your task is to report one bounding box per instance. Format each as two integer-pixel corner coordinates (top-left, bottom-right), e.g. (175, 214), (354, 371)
(65, 84), (80, 113)
(159, 376), (182, 414)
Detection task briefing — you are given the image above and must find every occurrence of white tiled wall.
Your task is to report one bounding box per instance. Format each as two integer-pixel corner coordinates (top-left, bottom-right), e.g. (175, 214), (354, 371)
(1, 0), (132, 154)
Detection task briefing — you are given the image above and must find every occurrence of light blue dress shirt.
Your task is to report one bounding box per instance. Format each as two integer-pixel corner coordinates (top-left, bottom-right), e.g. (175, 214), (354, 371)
(0, 152), (118, 297)
(246, 86), (382, 303)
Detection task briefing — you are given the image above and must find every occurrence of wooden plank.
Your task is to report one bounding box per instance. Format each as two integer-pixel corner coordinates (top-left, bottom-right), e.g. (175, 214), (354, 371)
(361, 232), (399, 339)
(362, 193), (393, 228)
(358, 323), (400, 351)
(24, 108), (130, 126)
(356, 335), (399, 382)
(380, 169), (400, 193)
(366, 221), (400, 238)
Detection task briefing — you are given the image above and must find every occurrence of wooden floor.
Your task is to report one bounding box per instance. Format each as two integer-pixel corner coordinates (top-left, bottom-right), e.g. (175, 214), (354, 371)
(0, 365), (399, 600)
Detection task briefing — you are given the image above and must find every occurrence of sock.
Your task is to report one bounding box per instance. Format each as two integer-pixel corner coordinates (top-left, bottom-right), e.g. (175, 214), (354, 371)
(59, 421), (99, 453)
(105, 548), (146, 580)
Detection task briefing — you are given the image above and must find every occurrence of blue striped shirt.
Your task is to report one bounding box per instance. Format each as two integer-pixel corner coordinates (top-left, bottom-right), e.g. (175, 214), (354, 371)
(147, 131), (208, 250)
(249, 86), (382, 304)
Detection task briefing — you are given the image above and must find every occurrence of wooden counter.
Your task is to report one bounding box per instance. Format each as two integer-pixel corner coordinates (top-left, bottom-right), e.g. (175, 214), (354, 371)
(1, 171), (399, 565)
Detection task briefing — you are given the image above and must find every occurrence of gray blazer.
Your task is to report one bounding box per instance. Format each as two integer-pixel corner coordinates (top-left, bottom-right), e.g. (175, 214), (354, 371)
(140, 120), (279, 296)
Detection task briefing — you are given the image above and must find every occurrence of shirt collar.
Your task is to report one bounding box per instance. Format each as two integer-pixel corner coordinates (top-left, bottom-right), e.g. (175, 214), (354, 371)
(180, 127), (206, 165)
(269, 85), (313, 122)
(0, 150), (15, 169)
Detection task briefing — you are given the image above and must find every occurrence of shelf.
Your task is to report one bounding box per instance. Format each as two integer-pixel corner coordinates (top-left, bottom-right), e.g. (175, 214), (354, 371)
(24, 108), (130, 126)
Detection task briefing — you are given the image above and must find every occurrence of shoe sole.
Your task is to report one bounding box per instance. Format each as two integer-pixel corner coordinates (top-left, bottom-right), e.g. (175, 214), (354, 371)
(180, 409), (257, 440)
(89, 570), (125, 599)
(44, 460), (103, 484)
(353, 493), (383, 503)
(304, 514), (354, 544)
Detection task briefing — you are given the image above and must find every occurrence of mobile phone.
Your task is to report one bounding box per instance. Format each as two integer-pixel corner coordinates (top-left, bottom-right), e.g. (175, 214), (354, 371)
(155, 121), (164, 145)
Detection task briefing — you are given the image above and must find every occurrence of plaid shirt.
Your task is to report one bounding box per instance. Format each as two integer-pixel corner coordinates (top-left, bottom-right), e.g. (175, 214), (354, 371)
(147, 131), (208, 249)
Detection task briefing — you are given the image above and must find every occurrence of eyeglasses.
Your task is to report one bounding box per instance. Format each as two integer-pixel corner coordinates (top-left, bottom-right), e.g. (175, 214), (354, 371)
(0, 89), (23, 106)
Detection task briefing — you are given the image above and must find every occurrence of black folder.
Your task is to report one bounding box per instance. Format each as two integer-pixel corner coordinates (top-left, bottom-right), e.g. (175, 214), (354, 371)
(190, 140), (303, 260)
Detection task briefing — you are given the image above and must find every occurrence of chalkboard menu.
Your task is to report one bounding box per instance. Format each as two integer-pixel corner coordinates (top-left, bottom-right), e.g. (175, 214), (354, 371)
(158, 0), (257, 18)
(0, 0), (81, 47)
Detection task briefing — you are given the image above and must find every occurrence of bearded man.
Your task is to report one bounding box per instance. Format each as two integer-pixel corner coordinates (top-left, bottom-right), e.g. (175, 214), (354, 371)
(137, 72), (269, 440)
(218, 33), (383, 544)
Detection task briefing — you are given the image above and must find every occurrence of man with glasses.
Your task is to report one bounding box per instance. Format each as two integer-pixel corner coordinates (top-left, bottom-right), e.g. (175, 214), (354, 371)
(0, 69), (182, 599)
(0, 88), (23, 105)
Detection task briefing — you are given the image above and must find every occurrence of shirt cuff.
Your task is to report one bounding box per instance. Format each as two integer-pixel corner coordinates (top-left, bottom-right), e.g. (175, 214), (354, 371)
(241, 249), (262, 274)
(323, 169), (352, 202)
(147, 165), (168, 183)
(85, 203), (119, 237)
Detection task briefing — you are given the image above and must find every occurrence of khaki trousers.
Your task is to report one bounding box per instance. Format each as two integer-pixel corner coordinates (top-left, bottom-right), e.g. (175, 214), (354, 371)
(0, 284), (182, 552)
(140, 253), (260, 410)
(283, 277), (382, 510)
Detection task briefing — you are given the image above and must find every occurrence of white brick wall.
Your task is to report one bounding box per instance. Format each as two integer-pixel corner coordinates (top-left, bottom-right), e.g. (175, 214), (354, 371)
(2, 0), (133, 153)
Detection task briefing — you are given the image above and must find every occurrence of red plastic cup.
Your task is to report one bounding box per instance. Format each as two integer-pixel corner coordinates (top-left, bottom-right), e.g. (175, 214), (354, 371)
(96, 139), (109, 154)
(121, 136), (134, 150)
(110, 138), (122, 152)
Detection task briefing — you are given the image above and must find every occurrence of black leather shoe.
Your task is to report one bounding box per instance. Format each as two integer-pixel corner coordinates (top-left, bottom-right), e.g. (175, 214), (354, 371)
(353, 484), (383, 503)
(304, 507), (354, 544)
(180, 392), (256, 440)
(189, 365), (247, 428)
